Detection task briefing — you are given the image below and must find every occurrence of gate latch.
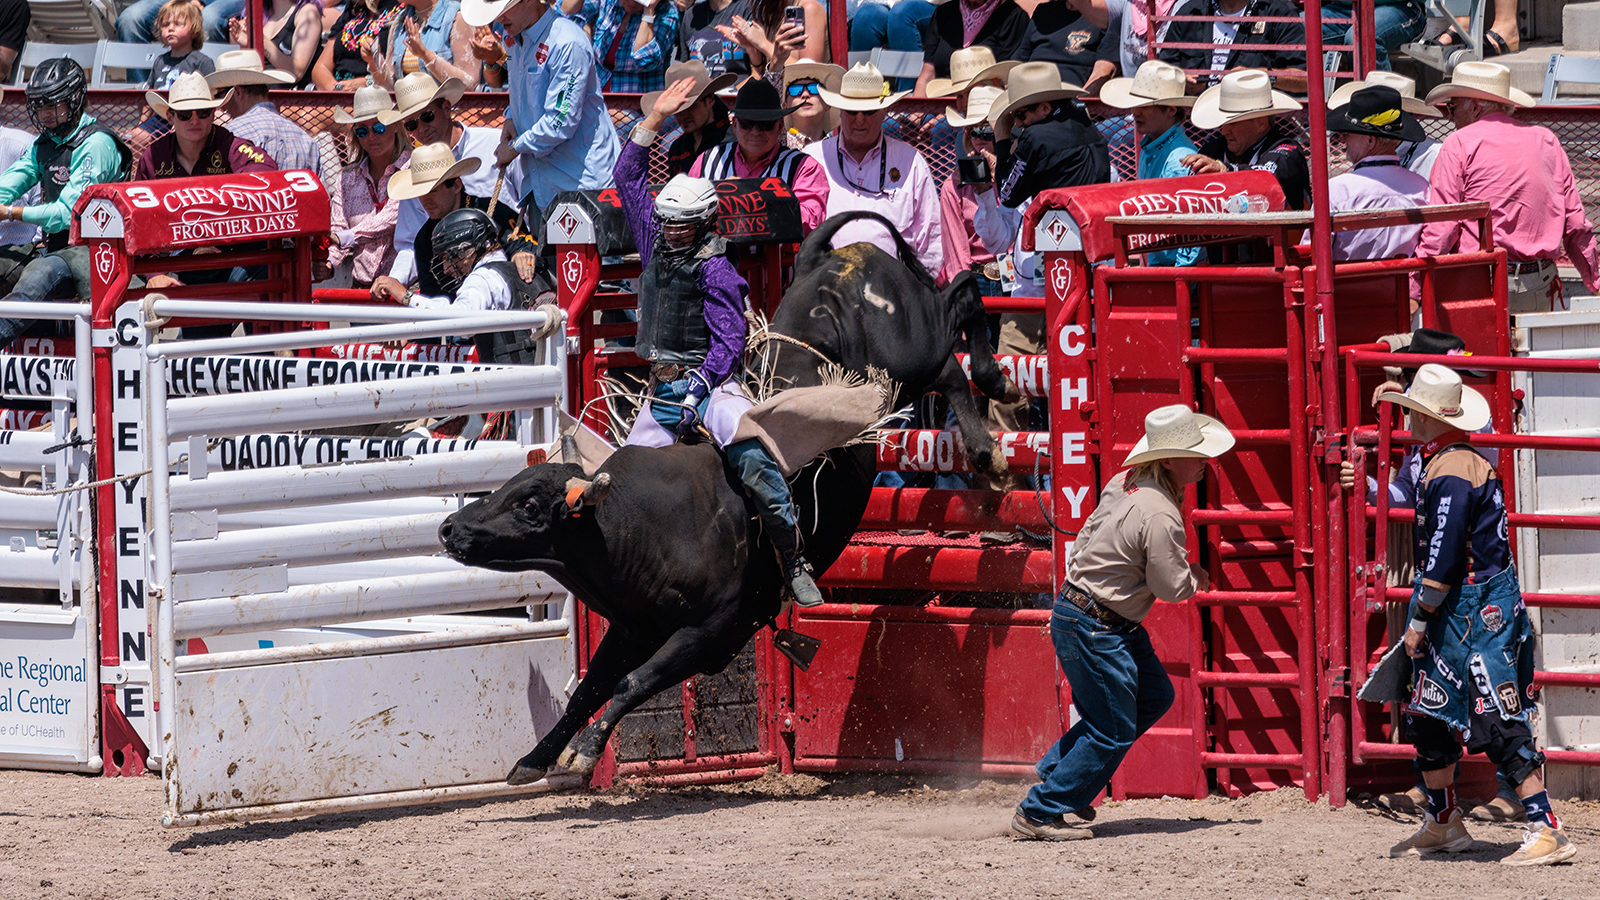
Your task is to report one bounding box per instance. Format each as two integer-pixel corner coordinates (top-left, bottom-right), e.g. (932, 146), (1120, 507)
(1329, 666), (1351, 698)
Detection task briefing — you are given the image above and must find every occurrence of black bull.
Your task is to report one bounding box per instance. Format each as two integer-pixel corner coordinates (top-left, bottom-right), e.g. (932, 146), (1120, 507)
(439, 211), (1014, 785)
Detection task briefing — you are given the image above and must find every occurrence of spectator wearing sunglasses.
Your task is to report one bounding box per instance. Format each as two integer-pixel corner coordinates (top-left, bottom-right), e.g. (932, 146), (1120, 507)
(134, 71), (275, 180)
(689, 78), (828, 232)
(324, 86), (411, 288)
(382, 72), (520, 288)
(780, 61), (841, 150)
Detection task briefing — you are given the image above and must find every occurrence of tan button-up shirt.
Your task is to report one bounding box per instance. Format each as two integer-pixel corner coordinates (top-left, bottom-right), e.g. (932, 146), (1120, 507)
(1065, 470), (1199, 623)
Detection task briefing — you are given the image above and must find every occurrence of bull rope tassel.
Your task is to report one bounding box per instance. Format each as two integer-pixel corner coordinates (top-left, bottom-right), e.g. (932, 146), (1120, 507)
(486, 164), (508, 219)
(141, 292), (170, 331)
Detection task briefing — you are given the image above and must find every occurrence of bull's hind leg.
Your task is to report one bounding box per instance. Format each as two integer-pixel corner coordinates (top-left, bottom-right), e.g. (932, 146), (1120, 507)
(507, 626), (661, 785)
(559, 622), (757, 775)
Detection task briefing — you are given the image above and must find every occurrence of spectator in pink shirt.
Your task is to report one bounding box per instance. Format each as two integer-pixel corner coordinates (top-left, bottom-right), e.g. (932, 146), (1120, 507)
(690, 77), (830, 233)
(1417, 61), (1600, 315)
(324, 85), (410, 288)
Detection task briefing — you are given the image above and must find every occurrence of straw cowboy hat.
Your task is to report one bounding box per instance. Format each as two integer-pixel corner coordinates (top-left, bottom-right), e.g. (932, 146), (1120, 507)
(387, 142), (481, 200)
(1329, 70), (1442, 118)
(379, 72), (467, 125)
(1423, 60), (1535, 109)
(147, 71), (227, 120)
(783, 61), (844, 134)
(1375, 363), (1491, 431)
(1190, 69), (1302, 130)
(925, 45), (1018, 99)
(1122, 404), (1236, 467)
(460, 0), (517, 27)
(205, 48), (294, 89)
(985, 62), (1085, 125)
(818, 62), (911, 112)
(1326, 85), (1426, 143)
(1099, 60), (1196, 110)
(946, 84), (1003, 128)
(641, 60), (738, 119)
(333, 84), (396, 125)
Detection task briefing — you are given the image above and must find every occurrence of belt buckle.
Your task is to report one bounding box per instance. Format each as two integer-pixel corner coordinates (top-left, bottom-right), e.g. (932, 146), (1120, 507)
(652, 363), (685, 382)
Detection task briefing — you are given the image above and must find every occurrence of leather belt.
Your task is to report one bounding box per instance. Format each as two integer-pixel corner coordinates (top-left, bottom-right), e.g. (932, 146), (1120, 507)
(1061, 582), (1135, 629)
(1507, 259), (1555, 275)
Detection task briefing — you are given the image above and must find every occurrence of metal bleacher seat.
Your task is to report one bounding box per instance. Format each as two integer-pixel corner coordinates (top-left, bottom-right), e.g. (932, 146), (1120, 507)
(92, 41), (165, 87)
(1542, 54), (1600, 105)
(25, 0), (119, 45)
(16, 41), (99, 84)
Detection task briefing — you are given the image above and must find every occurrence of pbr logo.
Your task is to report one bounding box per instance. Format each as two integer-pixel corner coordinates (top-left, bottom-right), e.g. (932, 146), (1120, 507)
(1480, 603), (1504, 633)
(1412, 675), (1448, 710)
(1496, 681), (1522, 716)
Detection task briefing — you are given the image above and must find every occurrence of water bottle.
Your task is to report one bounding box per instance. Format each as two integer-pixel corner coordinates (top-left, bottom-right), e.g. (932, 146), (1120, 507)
(1224, 192), (1270, 214)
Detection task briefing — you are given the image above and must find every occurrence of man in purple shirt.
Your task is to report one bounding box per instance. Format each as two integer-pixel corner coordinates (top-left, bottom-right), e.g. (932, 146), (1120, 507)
(616, 76), (824, 608)
(1326, 85), (1430, 263)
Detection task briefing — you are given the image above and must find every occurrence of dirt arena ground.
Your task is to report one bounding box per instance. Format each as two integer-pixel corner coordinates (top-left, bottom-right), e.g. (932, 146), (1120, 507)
(2, 768), (1596, 900)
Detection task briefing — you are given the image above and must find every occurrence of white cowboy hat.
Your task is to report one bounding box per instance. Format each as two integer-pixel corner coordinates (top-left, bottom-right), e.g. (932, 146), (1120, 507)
(332, 83), (396, 124)
(1422, 60), (1535, 109)
(205, 49), (294, 89)
(1122, 404), (1236, 467)
(925, 46), (1018, 99)
(817, 63), (910, 112)
(1190, 69), (1301, 130)
(1329, 70), (1442, 118)
(461, 0), (518, 27)
(378, 72), (467, 125)
(783, 61), (843, 136)
(946, 84), (1003, 128)
(1375, 363), (1491, 432)
(1099, 60), (1196, 110)
(387, 141), (482, 201)
(986, 62), (1085, 125)
(147, 71), (227, 120)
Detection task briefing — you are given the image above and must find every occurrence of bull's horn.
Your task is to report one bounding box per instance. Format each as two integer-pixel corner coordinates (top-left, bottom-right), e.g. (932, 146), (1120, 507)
(561, 432), (580, 466)
(583, 472), (611, 504)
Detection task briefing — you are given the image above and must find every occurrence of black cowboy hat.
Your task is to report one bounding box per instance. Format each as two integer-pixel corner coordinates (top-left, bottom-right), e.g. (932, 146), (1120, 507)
(1393, 328), (1488, 379)
(730, 77), (802, 122)
(1326, 85), (1425, 143)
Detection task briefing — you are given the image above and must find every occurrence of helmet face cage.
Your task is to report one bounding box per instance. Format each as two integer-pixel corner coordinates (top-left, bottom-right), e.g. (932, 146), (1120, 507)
(430, 242), (482, 295)
(26, 58), (87, 138)
(428, 208), (496, 295)
(652, 175), (719, 238)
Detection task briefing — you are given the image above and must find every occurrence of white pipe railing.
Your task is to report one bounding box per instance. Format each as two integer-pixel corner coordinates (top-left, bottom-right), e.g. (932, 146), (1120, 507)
(171, 512), (452, 572)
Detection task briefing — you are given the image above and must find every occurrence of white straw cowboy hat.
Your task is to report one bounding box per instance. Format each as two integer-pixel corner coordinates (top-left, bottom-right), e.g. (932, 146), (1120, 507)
(1100, 60), (1196, 110)
(387, 142), (482, 200)
(1375, 363), (1491, 432)
(1423, 60), (1535, 109)
(1191, 69), (1300, 130)
(818, 63), (910, 112)
(205, 48), (295, 89)
(461, 0), (518, 27)
(379, 72), (467, 125)
(147, 71), (227, 120)
(925, 45), (1018, 99)
(1122, 404), (1237, 467)
(783, 61), (844, 135)
(1329, 70), (1442, 118)
(333, 84), (396, 125)
(641, 60), (739, 118)
(986, 61), (1085, 125)
(946, 84), (1003, 128)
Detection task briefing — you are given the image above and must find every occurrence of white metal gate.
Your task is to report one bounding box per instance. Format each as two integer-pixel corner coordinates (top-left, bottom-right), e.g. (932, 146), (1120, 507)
(133, 299), (581, 826)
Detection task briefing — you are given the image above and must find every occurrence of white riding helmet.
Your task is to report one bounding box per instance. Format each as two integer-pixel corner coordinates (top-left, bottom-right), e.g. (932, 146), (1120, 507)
(653, 173), (720, 225)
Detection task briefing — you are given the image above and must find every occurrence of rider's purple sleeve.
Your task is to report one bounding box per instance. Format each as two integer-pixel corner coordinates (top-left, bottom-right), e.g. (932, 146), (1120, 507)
(697, 256), (749, 390)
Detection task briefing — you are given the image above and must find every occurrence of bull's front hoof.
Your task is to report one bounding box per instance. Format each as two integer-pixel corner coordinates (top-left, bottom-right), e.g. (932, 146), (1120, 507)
(506, 763), (548, 786)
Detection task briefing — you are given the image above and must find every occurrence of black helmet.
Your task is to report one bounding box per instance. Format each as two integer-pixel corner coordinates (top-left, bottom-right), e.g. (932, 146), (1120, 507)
(26, 58), (88, 139)
(430, 207), (499, 295)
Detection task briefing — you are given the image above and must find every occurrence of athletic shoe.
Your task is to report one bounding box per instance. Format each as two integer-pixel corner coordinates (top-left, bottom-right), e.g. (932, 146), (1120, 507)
(1377, 786), (1425, 814)
(1389, 810), (1473, 857)
(1466, 794), (1527, 822)
(1011, 809), (1092, 841)
(1501, 823), (1577, 867)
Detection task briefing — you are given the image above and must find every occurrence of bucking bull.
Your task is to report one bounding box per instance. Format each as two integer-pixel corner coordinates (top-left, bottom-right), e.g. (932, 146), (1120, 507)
(439, 211), (1015, 785)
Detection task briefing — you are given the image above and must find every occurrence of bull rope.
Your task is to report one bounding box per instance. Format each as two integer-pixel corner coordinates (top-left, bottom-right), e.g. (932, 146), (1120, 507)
(0, 469), (152, 496)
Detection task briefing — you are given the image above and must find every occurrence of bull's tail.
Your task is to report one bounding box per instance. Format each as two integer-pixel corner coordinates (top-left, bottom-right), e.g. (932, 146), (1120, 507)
(795, 210), (938, 292)
(945, 270), (1016, 402)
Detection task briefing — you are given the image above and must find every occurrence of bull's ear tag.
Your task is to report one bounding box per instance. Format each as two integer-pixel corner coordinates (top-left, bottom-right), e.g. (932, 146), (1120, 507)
(527, 448), (548, 466)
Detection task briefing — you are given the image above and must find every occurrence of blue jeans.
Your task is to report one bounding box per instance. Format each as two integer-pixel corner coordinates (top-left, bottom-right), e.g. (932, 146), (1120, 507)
(849, 1), (934, 91)
(119, 0), (244, 44)
(1321, 1), (1426, 72)
(1021, 595), (1174, 821)
(0, 246), (89, 346)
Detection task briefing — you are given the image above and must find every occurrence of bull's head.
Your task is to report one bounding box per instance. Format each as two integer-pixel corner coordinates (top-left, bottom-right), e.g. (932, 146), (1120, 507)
(438, 462), (612, 571)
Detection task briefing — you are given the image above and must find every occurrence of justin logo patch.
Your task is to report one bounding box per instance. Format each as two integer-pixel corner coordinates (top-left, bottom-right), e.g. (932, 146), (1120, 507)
(1412, 675), (1447, 710)
(1480, 604), (1504, 633)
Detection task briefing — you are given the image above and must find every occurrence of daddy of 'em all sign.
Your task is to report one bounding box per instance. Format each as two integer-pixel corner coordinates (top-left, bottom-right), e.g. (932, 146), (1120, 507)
(544, 178), (802, 255)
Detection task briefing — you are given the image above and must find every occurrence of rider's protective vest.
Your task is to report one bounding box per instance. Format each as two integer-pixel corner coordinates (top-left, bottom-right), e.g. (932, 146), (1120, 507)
(36, 123), (132, 252)
(635, 232), (726, 367)
(472, 260), (555, 366)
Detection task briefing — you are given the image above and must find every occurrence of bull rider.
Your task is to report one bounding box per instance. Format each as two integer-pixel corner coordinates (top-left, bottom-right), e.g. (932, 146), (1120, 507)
(615, 75), (824, 609)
